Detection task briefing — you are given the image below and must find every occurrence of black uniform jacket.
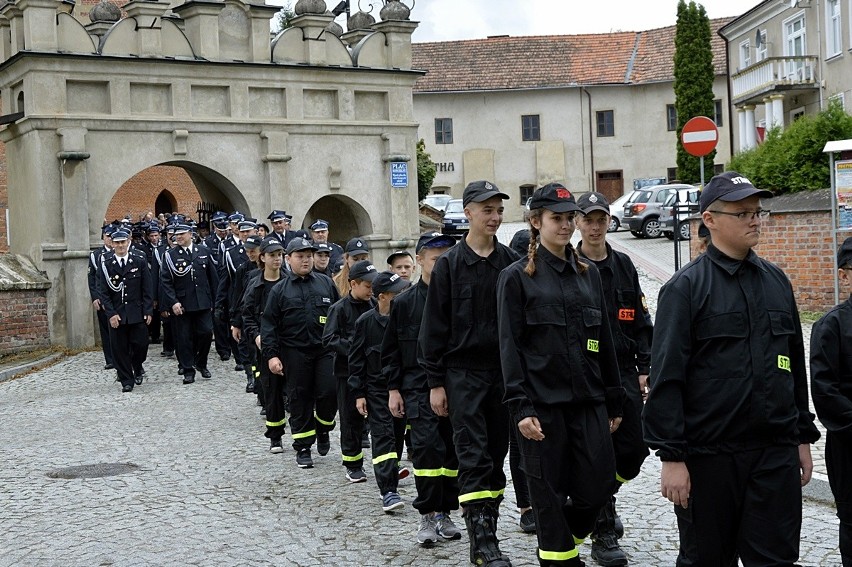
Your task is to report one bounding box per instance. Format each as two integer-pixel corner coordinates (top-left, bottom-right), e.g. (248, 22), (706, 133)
(96, 249), (154, 325)
(216, 244), (249, 310)
(228, 262), (259, 328)
(577, 242), (653, 376)
(241, 268), (288, 348)
(217, 235), (241, 275)
(88, 246), (110, 302)
(811, 295), (852, 436)
(160, 244), (219, 312)
(328, 242), (345, 275)
(382, 280), (428, 392)
(418, 236), (519, 388)
(261, 271), (340, 358)
(643, 244), (820, 462)
(497, 246), (625, 423)
(348, 308), (389, 399)
(323, 293), (376, 378)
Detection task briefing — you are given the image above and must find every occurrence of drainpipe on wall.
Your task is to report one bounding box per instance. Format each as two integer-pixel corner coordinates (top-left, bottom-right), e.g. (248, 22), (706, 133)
(582, 86), (594, 191)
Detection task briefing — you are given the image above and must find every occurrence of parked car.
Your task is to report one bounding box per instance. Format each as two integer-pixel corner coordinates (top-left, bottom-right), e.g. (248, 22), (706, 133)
(422, 194), (453, 212)
(441, 199), (469, 235)
(623, 183), (694, 238)
(660, 188), (700, 240)
(607, 192), (633, 232)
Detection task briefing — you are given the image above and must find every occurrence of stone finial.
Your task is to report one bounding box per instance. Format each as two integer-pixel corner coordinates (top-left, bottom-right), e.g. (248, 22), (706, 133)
(379, 0), (411, 21)
(294, 0), (326, 15)
(324, 16), (343, 37)
(347, 9), (374, 30)
(89, 0), (121, 22)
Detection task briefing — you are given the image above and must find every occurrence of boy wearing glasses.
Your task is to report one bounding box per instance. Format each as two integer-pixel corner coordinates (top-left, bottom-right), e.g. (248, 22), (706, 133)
(643, 171), (820, 566)
(811, 237), (852, 566)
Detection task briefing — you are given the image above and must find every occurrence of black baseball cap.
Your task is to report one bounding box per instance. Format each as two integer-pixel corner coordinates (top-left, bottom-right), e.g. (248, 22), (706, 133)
(345, 237), (370, 255)
(244, 235), (262, 249)
(314, 242), (333, 255)
(372, 271), (410, 295)
(416, 231), (455, 253)
(576, 191), (610, 215)
(699, 171), (773, 213)
(386, 250), (413, 265)
(529, 183), (581, 213)
(285, 237), (317, 255)
(260, 236), (284, 254)
(349, 260), (378, 282)
(838, 237), (852, 268)
(462, 180), (510, 206)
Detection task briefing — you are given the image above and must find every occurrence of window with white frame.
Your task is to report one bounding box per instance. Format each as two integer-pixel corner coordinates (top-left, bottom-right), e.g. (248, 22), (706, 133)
(783, 13), (807, 79)
(830, 92), (846, 110)
(739, 39), (751, 69)
(826, 0), (842, 57)
(756, 30), (768, 61)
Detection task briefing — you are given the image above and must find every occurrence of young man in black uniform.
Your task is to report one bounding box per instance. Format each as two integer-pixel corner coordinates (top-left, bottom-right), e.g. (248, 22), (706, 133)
(217, 217), (256, 373)
(576, 191), (652, 567)
(261, 237), (340, 469)
(811, 237), (852, 566)
(89, 224), (115, 370)
(313, 243), (334, 277)
(310, 219), (344, 274)
(350, 270), (411, 511)
(384, 231), (461, 545)
(160, 223), (219, 384)
(205, 212), (232, 361)
(229, 235), (262, 393)
(96, 228), (153, 392)
(419, 180), (518, 567)
(142, 223), (164, 346)
(643, 172), (821, 566)
(322, 260), (378, 481)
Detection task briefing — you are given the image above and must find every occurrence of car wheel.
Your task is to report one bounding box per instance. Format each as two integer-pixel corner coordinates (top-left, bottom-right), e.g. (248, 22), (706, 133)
(663, 231), (674, 240)
(608, 218), (620, 233)
(630, 230), (644, 238)
(641, 217), (662, 238)
(678, 221), (691, 241)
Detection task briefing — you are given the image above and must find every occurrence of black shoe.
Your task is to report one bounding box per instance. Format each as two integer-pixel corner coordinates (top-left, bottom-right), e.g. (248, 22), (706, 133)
(317, 432), (330, 456)
(234, 364), (244, 372)
(183, 374), (195, 384)
(519, 509), (536, 534)
(296, 448), (313, 468)
(122, 384), (133, 392)
(269, 439), (284, 454)
(591, 498), (627, 566)
(260, 407), (266, 415)
(246, 376), (255, 393)
(199, 368), (212, 378)
(219, 354), (231, 361)
(134, 375), (143, 386)
(104, 363), (115, 370)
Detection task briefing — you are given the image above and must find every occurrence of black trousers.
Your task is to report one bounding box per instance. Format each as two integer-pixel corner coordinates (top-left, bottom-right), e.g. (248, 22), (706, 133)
(95, 308), (114, 366)
(238, 332), (253, 375)
(611, 385), (649, 485)
(509, 424), (531, 509)
(148, 310), (161, 343)
(161, 314), (175, 353)
(213, 311), (231, 359)
(517, 403), (615, 566)
(258, 347), (287, 441)
(109, 321), (148, 388)
(171, 309), (213, 378)
(826, 432), (852, 567)
(282, 346), (336, 451)
(366, 385), (399, 495)
(338, 375), (366, 468)
(675, 445), (802, 567)
(445, 367), (509, 507)
(405, 388), (459, 514)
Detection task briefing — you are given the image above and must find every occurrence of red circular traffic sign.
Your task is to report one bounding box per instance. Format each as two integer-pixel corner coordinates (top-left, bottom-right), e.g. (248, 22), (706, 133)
(681, 116), (719, 157)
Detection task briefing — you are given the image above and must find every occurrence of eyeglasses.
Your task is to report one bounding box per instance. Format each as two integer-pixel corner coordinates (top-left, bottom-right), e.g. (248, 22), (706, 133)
(707, 209), (770, 221)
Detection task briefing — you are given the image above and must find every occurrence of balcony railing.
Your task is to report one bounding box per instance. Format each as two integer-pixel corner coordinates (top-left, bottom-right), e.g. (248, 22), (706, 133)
(731, 56), (818, 104)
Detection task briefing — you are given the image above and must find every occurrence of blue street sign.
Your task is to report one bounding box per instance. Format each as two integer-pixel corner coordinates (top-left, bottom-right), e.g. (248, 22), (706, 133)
(391, 162), (408, 188)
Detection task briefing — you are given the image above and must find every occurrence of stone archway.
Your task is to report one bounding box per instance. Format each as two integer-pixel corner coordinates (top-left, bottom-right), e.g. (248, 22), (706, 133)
(304, 195), (374, 247)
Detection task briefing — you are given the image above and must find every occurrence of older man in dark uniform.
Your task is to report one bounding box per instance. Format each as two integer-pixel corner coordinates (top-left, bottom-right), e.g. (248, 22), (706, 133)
(89, 224), (116, 370)
(96, 228), (153, 392)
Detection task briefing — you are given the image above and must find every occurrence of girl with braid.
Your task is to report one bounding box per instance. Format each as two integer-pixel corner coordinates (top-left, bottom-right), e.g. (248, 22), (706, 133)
(496, 182), (626, 567)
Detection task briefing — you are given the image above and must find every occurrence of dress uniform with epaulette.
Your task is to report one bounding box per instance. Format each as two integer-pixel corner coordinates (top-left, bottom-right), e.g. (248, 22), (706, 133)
(96, 229), (153, 392)
(160, 223), (219, 384)
(205, 212), (233, 362)
(267, 210), (296, 248)
(216, 218), (255, 373)
(89, 224), (115, 370)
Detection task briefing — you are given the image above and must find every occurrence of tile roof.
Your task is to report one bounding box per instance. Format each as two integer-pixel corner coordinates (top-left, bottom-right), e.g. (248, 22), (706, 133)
(412, 18), (733, 93)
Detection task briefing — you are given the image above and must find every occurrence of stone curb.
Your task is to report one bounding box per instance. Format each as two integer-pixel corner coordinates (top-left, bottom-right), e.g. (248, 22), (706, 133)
(0, 353), (64, 383)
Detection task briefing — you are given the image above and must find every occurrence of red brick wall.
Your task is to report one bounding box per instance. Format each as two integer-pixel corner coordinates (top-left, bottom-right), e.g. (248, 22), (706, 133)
(0, 289), (50, 355)
(104, 166), (201, 223)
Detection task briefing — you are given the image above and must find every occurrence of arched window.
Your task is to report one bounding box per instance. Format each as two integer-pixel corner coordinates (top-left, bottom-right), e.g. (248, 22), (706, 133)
(155, 189), (177, 216)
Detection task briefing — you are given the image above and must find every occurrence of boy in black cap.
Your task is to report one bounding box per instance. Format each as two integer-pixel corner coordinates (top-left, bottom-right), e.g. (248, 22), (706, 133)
(89, 225), (115, 370)
(384, 231), (461, 545)
(387, 250), (415, 280)
(229, 235), (262, 393)
(217, 218), (257, 373)
(419, 180), (518, 567)
(313, 243), (334, 277)
(310, 219), (344, 274)
(349, 271), (411, 511)
(322, 260), (378, 481)
(575, 191), (653, 566)
(261, 237), (340, 469)
(643, 171), (820, 565)
(811, 237), (852, 566)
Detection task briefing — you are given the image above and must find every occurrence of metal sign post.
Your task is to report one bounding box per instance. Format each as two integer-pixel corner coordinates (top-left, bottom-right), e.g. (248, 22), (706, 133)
(677, 117), (718, 271)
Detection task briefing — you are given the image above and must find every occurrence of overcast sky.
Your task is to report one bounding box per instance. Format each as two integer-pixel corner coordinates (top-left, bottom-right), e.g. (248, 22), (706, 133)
(271, 1), (767, 41)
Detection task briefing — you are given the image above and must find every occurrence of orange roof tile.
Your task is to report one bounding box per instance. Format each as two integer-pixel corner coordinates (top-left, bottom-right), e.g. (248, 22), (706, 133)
(412, 18), (733, 93)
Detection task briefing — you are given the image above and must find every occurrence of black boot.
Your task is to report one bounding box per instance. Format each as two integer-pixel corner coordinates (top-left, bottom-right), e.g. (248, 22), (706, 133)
(245, 370), (255, 393)
(590, 498), (627, 566)
(463, 503), (512, 567)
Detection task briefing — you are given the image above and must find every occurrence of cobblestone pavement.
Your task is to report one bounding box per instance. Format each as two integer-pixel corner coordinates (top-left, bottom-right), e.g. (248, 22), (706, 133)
(0, 224), (840, 566)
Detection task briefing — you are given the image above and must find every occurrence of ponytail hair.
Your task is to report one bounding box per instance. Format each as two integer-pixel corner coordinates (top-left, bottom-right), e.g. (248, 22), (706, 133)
(334, 257), (351, 296)
(567, 242), (589, 274)
(524, 209), (542, 277)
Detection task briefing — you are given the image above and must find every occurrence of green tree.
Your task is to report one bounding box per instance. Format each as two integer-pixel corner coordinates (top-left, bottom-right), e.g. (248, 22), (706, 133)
(416, 139), (436, 201)
(728, 101), (852, 193)
(673, 0), (716, 184)
(274, 2), (296, 33)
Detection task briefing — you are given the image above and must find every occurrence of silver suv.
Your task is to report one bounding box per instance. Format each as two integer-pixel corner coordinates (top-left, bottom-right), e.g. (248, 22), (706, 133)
(623, 183), (694, 238)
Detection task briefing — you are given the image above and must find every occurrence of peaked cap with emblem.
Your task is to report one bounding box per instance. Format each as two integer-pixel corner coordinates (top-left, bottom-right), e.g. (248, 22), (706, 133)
(576, 191), (611, 215)
(345, 237), (370, 255)
(529, 182), (580, 213)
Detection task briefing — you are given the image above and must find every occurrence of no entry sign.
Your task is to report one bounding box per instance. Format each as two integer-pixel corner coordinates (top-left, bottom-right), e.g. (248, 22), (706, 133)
(681, 116), (719, 157)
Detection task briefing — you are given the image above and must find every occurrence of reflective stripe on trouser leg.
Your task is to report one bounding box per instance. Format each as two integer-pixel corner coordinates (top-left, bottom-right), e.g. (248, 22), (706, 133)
(539, 548), (579, 561)
(337, 375), (363, 468)
(281, 347), (318, 450)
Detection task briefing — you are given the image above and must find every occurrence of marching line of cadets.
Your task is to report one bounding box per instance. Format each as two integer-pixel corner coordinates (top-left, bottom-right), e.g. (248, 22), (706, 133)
(86, 174), (852, 567)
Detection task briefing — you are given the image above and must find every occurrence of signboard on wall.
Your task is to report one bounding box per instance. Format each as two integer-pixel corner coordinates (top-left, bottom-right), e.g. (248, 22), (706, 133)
(837, 159), (852, 228)
(391, 162), (408, 188)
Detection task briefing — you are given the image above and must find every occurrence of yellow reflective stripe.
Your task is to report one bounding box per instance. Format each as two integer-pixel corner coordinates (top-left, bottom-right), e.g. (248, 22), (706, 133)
(573, 534), (587, 545)
(314, 413), (335, 426)
(587, 339), (599, 352)
(539, 548), (579, 561)
(458, 488), (505, 503)
(292, 429), (316, 440)
(265, 418), (286, 428)
(615, 472), (630, 484)
(441, 468), (458, 477)
(778, 355), (791, 371)
(414, 467), (459, 478)
(372, 452), (398, 464)
(342, 452), (363, 462)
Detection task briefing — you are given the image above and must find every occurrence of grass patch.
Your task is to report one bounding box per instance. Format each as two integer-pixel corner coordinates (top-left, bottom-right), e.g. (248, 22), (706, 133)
(800, 311), (826, 324)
